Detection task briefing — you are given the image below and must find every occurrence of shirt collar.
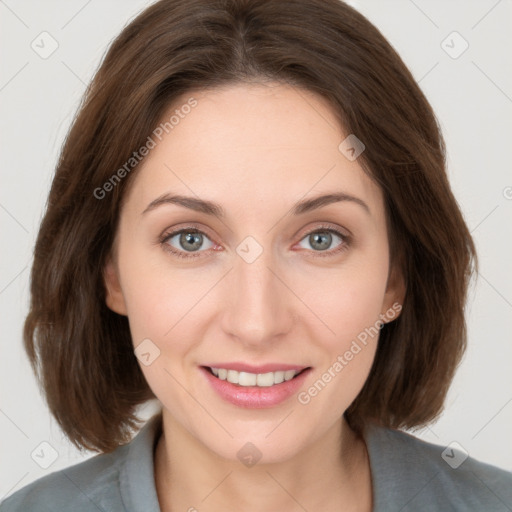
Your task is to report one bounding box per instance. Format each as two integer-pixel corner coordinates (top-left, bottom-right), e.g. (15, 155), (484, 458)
(120, 413), (163, 512)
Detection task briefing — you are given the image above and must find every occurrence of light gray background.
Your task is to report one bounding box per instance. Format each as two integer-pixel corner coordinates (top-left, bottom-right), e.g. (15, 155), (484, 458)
(1, 0), (511, 500)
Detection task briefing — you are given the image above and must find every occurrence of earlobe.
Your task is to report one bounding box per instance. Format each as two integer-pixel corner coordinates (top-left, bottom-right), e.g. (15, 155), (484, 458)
(103, 259), (128, 316)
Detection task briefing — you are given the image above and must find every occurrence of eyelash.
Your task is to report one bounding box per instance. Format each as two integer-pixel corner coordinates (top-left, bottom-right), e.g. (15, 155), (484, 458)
(158, 224), (351, 260)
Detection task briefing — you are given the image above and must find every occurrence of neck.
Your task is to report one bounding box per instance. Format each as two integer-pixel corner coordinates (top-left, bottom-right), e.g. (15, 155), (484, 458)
(154, 411), (373, 512)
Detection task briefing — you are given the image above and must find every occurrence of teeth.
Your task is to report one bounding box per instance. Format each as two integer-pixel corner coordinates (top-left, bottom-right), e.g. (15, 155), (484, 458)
(273, 371), (285, 384)
(239, 372), (257, 386)
(210, 368), (301, 387)
(227, 369), (239, 384)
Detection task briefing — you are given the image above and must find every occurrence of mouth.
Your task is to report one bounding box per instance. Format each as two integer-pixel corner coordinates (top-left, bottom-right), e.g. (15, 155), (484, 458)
(202, 365), (311, 387)
(200, 364), (312, 408)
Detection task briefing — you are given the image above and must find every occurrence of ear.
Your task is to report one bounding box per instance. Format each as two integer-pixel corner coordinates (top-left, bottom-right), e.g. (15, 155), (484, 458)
(103, 258), (128, 316)
(380, 263), (406, 322)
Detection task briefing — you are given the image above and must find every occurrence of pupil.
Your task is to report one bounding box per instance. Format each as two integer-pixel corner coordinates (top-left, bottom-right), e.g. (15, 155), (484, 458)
(181, 232), (202, 251)
(311, 232), (331, 250)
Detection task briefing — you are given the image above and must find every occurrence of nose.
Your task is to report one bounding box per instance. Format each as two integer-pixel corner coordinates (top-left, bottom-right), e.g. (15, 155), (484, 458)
(220, 245), (296, 348)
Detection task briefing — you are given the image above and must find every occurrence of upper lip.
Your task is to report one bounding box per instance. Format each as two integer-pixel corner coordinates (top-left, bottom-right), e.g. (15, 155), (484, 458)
(202, 362), (310, 373)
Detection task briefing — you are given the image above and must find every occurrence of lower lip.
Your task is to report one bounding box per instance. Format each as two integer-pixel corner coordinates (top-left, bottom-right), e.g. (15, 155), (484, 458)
(201, 367), (311, 408)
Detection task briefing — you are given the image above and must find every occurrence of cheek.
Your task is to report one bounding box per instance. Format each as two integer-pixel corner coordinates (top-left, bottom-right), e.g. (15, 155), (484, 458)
(301, 261), (389, 346)
(295, 258), (389, 403)
(296, 276), (385, 419)
(122, 280), (174, 346)
(117, 237), (207, 345)
(119, 261), (206, 420)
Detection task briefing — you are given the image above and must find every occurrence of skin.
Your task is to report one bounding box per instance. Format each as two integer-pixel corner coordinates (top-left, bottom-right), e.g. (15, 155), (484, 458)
(104, 82), (404, 511)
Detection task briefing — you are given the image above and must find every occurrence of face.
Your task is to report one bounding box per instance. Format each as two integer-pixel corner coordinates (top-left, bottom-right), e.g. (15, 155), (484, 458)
(104, 82), (403, 464)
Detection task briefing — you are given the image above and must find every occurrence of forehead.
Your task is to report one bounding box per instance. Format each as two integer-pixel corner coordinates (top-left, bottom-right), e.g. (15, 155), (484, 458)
(125, 82), (384, 218)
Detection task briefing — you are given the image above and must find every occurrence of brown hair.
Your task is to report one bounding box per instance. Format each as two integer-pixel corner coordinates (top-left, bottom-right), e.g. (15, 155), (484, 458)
(24, 0), (476, 452)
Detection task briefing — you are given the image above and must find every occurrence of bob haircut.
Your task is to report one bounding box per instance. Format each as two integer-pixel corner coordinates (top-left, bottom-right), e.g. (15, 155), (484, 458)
(24, 0), (476, 453)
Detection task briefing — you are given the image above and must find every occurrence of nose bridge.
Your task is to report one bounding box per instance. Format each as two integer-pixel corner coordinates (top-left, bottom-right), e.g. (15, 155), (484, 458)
(222, 238), (293, 344)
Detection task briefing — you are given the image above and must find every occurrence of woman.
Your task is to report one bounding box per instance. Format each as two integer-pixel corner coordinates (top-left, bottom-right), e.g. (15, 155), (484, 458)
(1, 0), (511, 511)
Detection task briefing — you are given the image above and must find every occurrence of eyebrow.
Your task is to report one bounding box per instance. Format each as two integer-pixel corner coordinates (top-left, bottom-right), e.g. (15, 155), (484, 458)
(142, 191), (370, 218)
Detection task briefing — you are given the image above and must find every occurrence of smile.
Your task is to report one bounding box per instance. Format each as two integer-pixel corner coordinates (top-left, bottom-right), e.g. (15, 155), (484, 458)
(201, 365), (312, 408)
(208, 367), (304, 387)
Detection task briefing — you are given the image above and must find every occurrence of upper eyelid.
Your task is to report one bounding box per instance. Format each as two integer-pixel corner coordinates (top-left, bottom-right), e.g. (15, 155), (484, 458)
(161, 226), (213, 242)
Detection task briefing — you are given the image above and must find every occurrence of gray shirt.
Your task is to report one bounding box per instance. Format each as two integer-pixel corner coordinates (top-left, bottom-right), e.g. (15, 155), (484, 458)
(1, 413), (511, 511)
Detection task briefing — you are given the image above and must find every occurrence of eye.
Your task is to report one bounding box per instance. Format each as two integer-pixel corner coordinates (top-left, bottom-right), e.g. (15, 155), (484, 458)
(296, 226), (350, 257)
(160, 228), (215, 259)
(159, 224), (350, 260)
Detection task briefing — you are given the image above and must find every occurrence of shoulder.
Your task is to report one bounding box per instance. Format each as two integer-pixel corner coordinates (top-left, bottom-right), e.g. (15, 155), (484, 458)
(0, 414), (162, 512)
(0, 444), (130, 512)
(365, 424), (512, 511)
